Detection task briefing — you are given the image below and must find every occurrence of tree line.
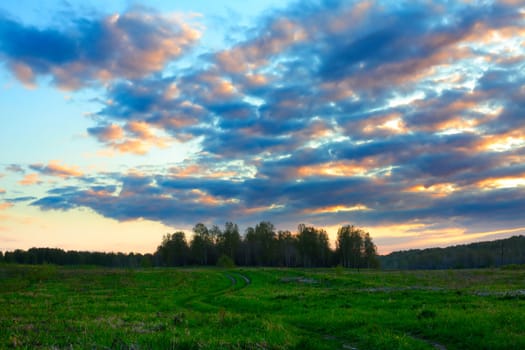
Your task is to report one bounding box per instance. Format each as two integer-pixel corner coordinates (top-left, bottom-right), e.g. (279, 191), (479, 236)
(380, 235), (525, 269)
(1, 222), (378, 269)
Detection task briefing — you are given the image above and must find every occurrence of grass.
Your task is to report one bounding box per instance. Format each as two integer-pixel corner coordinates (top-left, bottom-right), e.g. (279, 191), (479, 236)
(0, 264), (524, 349)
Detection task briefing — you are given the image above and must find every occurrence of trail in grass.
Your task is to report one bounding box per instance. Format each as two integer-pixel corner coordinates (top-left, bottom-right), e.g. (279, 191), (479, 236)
(180, 270), (250, 314)
(226, 272), (251, 286)
(224, 273), (236, 286)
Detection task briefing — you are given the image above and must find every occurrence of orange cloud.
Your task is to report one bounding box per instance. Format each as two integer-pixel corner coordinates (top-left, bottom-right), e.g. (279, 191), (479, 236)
(294, 119), (334, 141)
(169, 163), (242, 179)
(244, 73), (268, 87)
(91, 121), (172, 155)
(464, 22), (524, 45)
(190, 189), (238, 206)
(52, 12), (202, 90)
(30, 161), (83, 178)
(0, 202), (13, 210)
(113, 139), (149, 155)
(18, 173), (41, 185)
(295, 159), (380, 178)
(358, 112), (409, 135)
(304, 204), (371, 215)
(85, 188), (115, 197)
(216, 18), (307, 73)
(213, 80), (236, 97)
(405, 183), (457, 198)
(46, 161), (83, 178)
(10, 62), (36, 88)
(127, 121), (155, 139)
(171, 164), (202, 177)
(476, 130), (525, 152)
(95, 124), (125, 142)
(476, 175), (525, 190)
(126, 121), (170, 148)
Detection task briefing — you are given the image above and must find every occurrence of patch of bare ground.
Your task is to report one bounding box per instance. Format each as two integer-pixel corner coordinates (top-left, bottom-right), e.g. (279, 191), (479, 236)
(280, 276), (318, 284)
(474, 289), (525, 297)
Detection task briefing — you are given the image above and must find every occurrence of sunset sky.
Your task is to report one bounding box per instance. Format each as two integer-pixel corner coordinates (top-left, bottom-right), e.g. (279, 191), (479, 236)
(1, 0), (524, 254)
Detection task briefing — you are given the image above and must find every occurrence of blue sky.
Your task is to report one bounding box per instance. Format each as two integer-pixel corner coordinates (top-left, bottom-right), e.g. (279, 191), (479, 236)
(1, 0), (524, 254)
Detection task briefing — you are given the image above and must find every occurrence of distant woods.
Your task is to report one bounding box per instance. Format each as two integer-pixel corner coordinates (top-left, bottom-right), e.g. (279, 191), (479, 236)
(1, 222), (379, 269)
(3, 227), (525, 270)
(380, 235), (525, 269)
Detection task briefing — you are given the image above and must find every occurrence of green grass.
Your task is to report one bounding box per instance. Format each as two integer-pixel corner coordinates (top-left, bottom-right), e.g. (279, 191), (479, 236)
(1, 265), (524, 349)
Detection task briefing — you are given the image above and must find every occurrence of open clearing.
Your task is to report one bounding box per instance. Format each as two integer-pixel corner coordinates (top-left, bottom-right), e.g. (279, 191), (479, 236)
(1, 265), (524, 349)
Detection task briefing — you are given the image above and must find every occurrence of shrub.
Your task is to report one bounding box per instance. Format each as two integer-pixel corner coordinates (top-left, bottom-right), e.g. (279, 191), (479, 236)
(217, 255), (235, 268)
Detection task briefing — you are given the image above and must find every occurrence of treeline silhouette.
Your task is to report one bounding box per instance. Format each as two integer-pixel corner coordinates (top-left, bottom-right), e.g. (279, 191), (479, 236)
(380, 235), (525, 269)
(1, 222), (378, 269)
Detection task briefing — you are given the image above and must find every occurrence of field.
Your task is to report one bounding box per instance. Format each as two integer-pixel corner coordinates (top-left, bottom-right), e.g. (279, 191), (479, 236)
(1, 265), (524, 349)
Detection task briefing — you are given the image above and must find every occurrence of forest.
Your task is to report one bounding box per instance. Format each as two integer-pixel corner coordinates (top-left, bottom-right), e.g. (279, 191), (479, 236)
(1, 222), (378, 269)
(380, 235), (525, 269)
(5, 223), (524, 270)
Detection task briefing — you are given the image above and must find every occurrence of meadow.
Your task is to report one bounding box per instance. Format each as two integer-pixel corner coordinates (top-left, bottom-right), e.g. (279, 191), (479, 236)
(1, 264), (524, 349)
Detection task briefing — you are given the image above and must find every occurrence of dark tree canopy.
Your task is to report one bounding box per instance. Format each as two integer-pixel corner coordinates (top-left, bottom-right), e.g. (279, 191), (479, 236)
(336, 225), (379, 269)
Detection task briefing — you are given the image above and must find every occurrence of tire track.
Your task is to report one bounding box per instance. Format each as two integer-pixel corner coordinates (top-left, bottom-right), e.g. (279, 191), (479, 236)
(227, 272), (250, 286)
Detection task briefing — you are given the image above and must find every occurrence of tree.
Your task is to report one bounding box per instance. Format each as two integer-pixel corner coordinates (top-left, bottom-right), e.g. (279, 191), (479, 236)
(277, 230), (297, 267)
(155, 232), (189, 266)
(243, 226), (256, 266)
(217, 222), (241, 262)
(141, 253), (153, 268)
(190, 223), (212, 265)
(336, 225), (377, 269)
(296, 224), (331, 267)
(297, 224), (318, 267)
(317, 229), (331, 267)
(255, 221), (277, 265)
(363, 232), (379, 268)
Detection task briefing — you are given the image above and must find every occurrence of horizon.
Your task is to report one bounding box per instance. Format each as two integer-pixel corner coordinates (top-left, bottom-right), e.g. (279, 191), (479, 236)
(1, 0), (524, 255)
(2, 231), (524, 257)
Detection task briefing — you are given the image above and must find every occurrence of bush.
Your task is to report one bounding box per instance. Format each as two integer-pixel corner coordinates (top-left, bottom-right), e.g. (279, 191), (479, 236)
(217, 255), (235, 268)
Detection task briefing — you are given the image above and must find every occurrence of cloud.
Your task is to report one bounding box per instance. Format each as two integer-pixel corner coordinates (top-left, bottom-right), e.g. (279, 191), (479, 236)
(30, 161), (83, 178)
(15, 0), (525, 247)
(87, 120), (172, 155)
(6, 196), (36, 203)
(5, 164), (24, 173)
(18, 173), (41, 186)
(0, 7), (201, 89)
(87, 124), (124, 142)
(31, 166), (525, 235)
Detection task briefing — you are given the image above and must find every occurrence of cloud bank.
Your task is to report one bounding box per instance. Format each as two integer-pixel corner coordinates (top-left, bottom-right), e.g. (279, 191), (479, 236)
(2, 0), (524, 246)
(0, 7), (201, 89)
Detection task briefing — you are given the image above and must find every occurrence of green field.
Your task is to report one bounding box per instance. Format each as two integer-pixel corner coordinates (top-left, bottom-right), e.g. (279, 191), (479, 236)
(1, 265), (524, 349)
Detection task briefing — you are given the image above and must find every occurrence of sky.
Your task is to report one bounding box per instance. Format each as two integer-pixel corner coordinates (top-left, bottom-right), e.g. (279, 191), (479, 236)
(0, 0), (524, 255)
